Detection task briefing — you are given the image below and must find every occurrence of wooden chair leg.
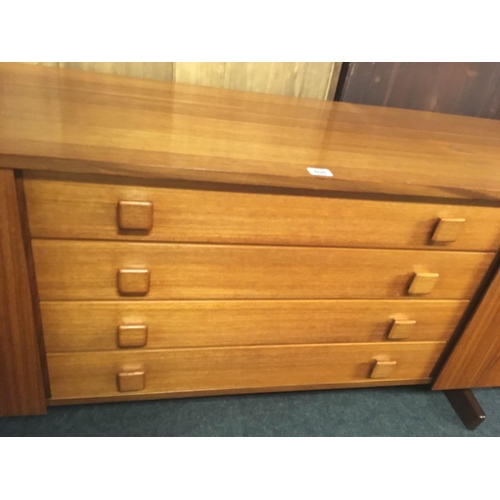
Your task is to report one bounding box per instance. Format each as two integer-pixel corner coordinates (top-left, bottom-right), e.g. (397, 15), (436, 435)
(444, 389), (486, 430)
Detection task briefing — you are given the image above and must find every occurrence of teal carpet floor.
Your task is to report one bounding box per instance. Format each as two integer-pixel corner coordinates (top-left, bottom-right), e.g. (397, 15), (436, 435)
(2, 385), (500, 436)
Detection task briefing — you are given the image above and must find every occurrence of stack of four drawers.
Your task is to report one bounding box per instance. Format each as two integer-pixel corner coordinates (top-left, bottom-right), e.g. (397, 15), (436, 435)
(24, 173), (500, 402)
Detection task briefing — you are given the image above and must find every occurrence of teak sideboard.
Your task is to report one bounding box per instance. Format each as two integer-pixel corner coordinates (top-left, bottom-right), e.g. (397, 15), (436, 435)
(1, 63), (500, 428)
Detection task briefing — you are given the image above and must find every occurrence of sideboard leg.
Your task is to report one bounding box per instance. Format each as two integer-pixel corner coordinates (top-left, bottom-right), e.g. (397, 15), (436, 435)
(444, 389), (485, 430)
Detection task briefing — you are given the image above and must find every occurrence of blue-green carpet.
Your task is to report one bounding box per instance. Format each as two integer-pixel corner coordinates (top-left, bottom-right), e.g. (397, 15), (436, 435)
(1, 386), (499, 436)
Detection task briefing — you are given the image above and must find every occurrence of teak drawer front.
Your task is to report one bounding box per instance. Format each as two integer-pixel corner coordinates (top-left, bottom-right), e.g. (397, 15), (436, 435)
(41, 300), (468, 352)
(47, 342), (446, 400)
(32, 240), (494, 300)
(24, 175), (500, 251)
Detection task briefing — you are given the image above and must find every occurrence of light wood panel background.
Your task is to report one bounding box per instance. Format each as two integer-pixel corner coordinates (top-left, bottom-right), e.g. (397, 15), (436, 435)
(25, 62), (341, 100)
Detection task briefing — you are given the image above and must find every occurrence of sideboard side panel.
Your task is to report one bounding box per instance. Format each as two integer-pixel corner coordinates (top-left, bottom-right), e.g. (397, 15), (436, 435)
(0, 169), (46, 416)
(433, 262), (500, 389)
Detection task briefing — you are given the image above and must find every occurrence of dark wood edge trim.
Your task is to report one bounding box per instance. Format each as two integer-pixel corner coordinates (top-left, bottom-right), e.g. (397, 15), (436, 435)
(326, 63), (343, 101)
(333, 62), (351, 102)
(23, 169), (500, 208)
(15, 171), (51, 398)
(7, 156), (500, 205)
(47, 378), (431, 406)
(444, 389), (486, 430)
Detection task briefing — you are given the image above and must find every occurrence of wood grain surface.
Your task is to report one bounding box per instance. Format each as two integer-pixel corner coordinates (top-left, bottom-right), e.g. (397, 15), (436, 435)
(47, 341), (446, 400)
(174, 62), (226, 88)
(0, 170), (46, 416)
(29, 63), (339, 99)
(41, 299), (468, 352)
(15, 174), (51, 398)
(434, 265), (500, 389)
(24, 174), (500, 251)
(2, 63), (500, 201)
(174, 62), (339, 99)
(218, 62), (336, 99)
(32, 240), (494, 301)
(27, 62), (175, 81)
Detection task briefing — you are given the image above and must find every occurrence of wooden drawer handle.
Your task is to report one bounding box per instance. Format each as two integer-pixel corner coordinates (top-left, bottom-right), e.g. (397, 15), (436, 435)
(117, 269), (151, 296)
(370, 360), (397, 379)
(408, 272), (439, 295)
(387, 318), (416, 340)
(117, 200), (153, 231)
(117, 370), (146, 392)
(431, 217), (465, 243)
(118, 324), (148, 348)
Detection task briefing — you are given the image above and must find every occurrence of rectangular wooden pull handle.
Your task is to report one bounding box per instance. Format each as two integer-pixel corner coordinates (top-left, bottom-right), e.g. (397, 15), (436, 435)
(408, 272), (439, 295)
(117, 269), (151, 296)
(431, 218), (465, 243)
(370, 360), (397, 379)
(117, 370), (146, 392)
(117, 200), (153, 231)
(388, 319), (416, 340)
(118, 324), (148, 348)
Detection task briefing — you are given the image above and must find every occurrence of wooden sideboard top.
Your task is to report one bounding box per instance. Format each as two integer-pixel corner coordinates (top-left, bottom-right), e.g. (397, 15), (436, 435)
(1, 62), (500, 202)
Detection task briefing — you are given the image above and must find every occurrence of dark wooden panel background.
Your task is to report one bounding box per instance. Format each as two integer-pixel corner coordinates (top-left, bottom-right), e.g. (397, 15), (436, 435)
(337, 63), (500, 119)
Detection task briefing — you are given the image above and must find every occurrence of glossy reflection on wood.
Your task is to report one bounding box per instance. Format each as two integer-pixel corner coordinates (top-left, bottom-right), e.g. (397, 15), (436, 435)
(1, 63), (500, 201)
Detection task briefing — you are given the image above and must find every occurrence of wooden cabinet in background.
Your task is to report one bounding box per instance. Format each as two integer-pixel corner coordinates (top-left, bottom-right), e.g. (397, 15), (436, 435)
(338, 62), (500, 119)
